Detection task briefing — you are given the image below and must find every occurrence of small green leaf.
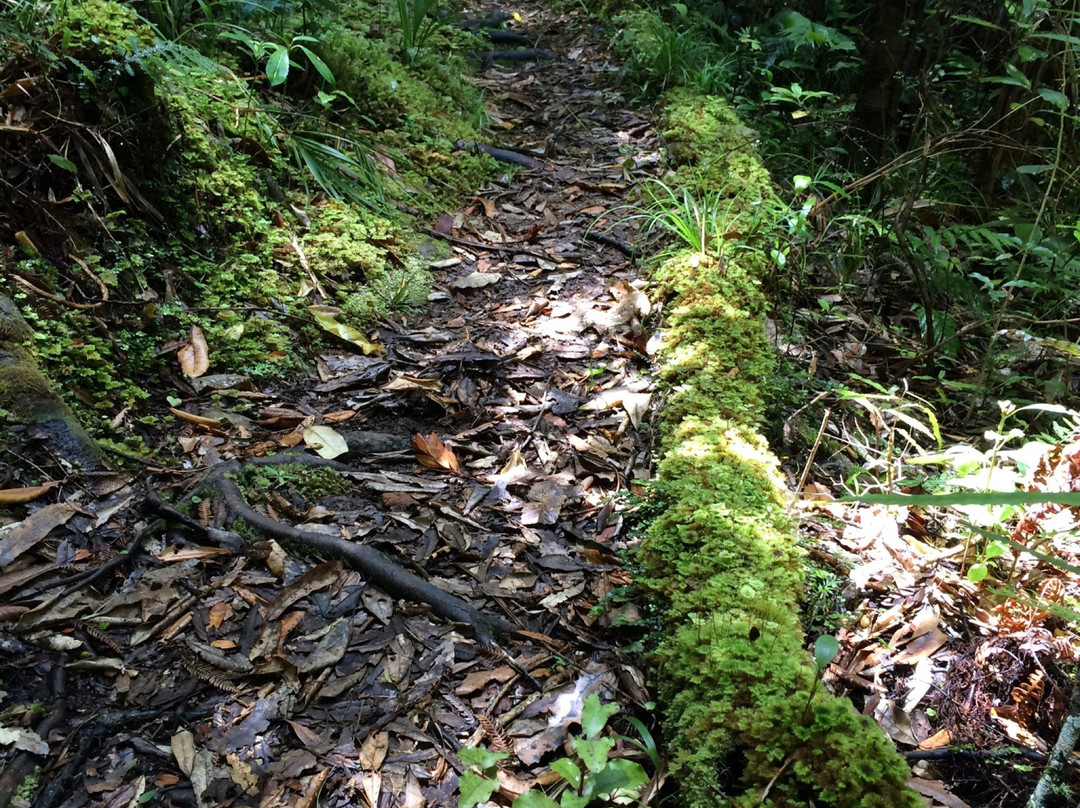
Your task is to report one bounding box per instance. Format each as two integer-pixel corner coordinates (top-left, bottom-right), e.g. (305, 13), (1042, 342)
(572, 737), (614, 774)
(560, 793), (589, 808)
(580, 694), (619, 739)
(967, 562), (989, 582)
(813, 634), (839, 669)
(458, 770), (500, 808)
(458, 746), (509, 771)
(512, 791), (560, 808)
(1016, 164), (1052, 175)
(265, 44), (290, 86)
(166, 395), (183, 407)
(297, 44), (335, 84)
(1037, 87), (1069, 110)
(582, 759), (649, 800)
(672, 2), (687, 15)
(792, 174), (811, 192)
(48, 154), (78, 174)
(984, 540), (1007, 560)
(1004, 63), (1031, 90)
(549, 758), (581, 789)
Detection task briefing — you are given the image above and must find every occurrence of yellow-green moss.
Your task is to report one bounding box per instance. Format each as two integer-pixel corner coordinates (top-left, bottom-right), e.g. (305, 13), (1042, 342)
(623, 35), (921, 808)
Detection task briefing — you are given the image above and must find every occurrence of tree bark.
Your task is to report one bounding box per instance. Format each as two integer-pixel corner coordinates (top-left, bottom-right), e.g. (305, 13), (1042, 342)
(0, 293), (102, 472)
(848, 0), (926, 170)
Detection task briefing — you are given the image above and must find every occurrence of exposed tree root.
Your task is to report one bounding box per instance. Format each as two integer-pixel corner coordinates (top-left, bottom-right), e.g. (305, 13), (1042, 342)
(186, 455), (518, 644)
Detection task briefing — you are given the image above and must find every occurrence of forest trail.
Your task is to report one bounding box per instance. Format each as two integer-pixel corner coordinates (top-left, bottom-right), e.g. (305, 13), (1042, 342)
(0, 4), (668, 807)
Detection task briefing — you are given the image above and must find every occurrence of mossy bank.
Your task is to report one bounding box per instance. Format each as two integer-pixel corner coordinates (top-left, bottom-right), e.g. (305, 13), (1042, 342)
(0, 0), (495, 465)
(610, 12), (920, 808)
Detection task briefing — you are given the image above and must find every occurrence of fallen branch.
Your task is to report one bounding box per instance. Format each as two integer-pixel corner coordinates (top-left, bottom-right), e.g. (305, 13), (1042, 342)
(425, 227), (555, 263)
(455, 139), (546, 169)
(585, 230), (637, 259)
(187, 455), (517, 643)
(487, 31), (535, 46)
(477, 48), (558, 71)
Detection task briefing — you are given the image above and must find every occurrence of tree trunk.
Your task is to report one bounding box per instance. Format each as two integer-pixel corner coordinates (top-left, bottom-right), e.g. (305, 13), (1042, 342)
(849, 0), (926, 170)
(0, 293), (103, 473)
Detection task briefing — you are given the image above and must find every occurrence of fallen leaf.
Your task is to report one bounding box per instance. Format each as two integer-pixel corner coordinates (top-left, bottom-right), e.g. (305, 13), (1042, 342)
(177, 325), (210, 378)
(155, 545), (233, 562)
(171, 731), (196, 777)
(893, 627), (947, 665)
(908, 778), (971, 808)
(522, 479), (571, 525)
(382, 374), (444, 392)
(621, 392), (651, 429)
(0, 726), (48, 755)
(0, 503), (78, 565)
(208, 601), (231, 629)
(450, 272), (502, 290)
(309, 305), (381, 355)
(917, 729), (953, 750)
(303, 425), (349, 459)
(412, 432), (462, 474)
(360, 731), (389, 770)
(0, 481), (60, 505)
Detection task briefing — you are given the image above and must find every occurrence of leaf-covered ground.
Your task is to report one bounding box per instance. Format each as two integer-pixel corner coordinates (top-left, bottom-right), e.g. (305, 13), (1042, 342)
(0, 5), (667, 806)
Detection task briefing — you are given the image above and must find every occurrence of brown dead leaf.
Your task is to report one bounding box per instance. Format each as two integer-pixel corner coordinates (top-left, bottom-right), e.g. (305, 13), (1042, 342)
(207, 601), (231, 629)
(169, 408), (223, 428)
(0, 481), (60, 505)
(0, 503), (78, 566)
(908, 778), (971, 808)
(177, 325), (210, 378)
(412, 432), (462, 474)
(155, 545), (232, 562)
(917, 729), (953, 750)
(265, 561), (343, 621)
(382, 374), (444, 392)
(360, 730), (389, 770)
(893, 627), (947, 665)
(381, 491), (420, 508)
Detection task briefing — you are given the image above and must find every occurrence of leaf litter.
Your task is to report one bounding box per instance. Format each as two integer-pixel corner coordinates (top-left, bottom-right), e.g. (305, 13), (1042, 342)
(0, 3), (668, 807)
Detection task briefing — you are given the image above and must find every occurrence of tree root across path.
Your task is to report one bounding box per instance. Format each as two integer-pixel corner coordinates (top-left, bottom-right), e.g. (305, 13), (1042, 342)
(167, 454), (518, 644)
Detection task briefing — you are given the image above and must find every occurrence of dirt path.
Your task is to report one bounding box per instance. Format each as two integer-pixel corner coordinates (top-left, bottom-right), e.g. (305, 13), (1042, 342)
(0, 7), (666, 807)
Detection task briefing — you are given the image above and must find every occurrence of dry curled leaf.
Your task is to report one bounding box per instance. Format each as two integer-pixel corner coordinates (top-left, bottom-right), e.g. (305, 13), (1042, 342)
(177, 325), (210, 378)
(0, 481), (60, 505)
(412, 432), (462, 474)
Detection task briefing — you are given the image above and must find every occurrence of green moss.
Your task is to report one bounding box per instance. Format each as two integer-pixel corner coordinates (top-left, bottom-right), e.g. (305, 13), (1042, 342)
(51, 0), (156, 60)
(239, 462), (351, 501)
(319, 27), (485, 143)
(623, 46), (920, 808)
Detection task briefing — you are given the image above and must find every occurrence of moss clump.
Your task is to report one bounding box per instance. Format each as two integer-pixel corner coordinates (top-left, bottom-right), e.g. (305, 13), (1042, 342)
(611, 13), (921, 805)
(239, 463), (351, 502)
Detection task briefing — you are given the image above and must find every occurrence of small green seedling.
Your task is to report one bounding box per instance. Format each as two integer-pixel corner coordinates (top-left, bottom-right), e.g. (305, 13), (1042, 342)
(458, 694), (651, 808)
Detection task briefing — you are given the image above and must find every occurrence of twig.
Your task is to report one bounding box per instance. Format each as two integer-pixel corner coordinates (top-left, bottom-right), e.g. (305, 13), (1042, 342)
(455, 139), (546, 169)
(425, 228), (555, 263)
(8, 274), (103, 310)
(476, 48), (558, 71)
(177, 455), (519, 643)
(904, 747), (1047, 763)
(585, 230), (637, 259)
(790, 405), (833, 508)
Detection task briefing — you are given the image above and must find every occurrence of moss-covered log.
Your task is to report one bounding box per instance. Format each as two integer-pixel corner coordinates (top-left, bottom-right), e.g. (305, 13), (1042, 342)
(630, 80), (921, 808)
(0, 294), (102, 471)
